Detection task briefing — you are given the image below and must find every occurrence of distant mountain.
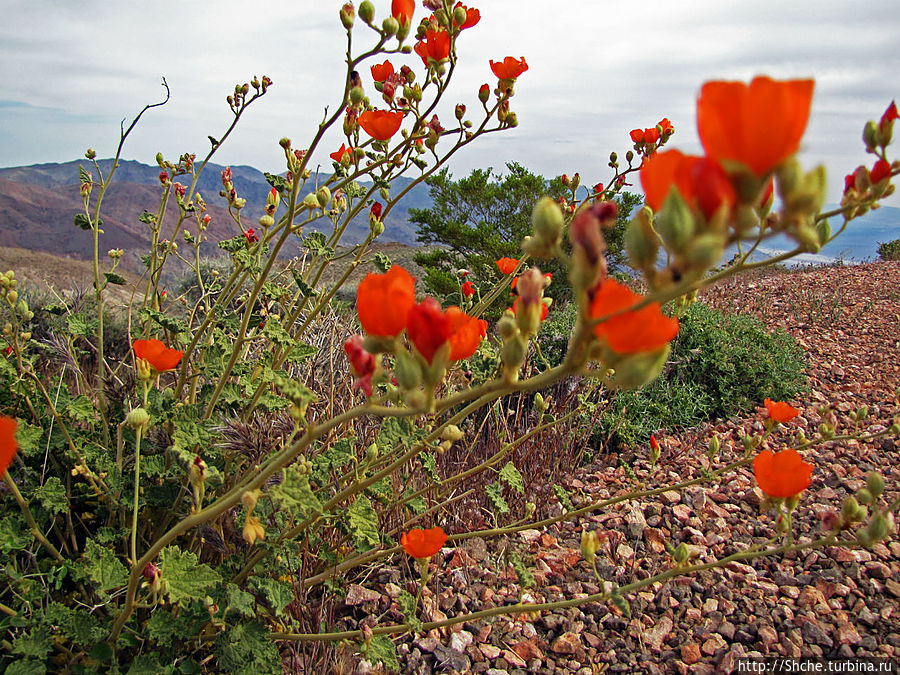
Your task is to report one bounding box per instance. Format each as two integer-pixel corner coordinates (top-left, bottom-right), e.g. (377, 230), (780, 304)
(0, 158), (435, 274)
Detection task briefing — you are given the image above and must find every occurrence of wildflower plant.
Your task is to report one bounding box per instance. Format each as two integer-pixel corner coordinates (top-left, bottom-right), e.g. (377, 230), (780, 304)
(0, 2), (898, 672)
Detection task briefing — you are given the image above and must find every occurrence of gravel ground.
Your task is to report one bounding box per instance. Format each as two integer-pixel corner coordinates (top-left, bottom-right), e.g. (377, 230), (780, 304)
(331, 261), (900, 675)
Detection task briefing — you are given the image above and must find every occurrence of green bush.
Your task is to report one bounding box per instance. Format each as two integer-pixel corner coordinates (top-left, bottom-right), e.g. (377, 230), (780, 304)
(877, 238), (900, 261)
(600, 301), (808, 447)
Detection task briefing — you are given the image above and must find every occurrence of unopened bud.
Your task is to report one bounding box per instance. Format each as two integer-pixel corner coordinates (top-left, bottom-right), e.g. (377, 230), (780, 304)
(125, 407), (151, 431)
(381, 16), (398, 36)
(863, 120), (879, 152)
(316, 186), (332, 208)
(530, 196), (565, 250)
(478, 83), (490, 103)
(340, 2), (355, 29)
(243, 515), (266, 545)
(241, 490), (259, 511)
(441, 424), (464, 442)
(866, 472), (884, 499)
(358, 0), (374, 23)
(86, 148), (97, 160)
(707, 434), (720, 459)
(673, 542), (689, 564)
(856, 488), (873, 505)
(867, 513), (890, 543)
(580, 529), (600, 563)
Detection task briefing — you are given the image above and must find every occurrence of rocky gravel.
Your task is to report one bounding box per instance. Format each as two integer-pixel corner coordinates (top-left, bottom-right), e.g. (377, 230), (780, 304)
(337, 262), (900, 674)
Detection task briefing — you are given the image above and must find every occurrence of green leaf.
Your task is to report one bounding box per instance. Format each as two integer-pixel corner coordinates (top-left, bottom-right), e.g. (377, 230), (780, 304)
(485, 481), (509, 515)
(84, 538), (128, 593)
(363, 635), (399, 672)
(1, 513), (33, 551)
(12, 628), (52, 659)
(78, 165), (92, 184)
(289, 269), (317, 298)
(270, 466), (321, 519)
(509, 550), (535, 589)
(215, 622), (281, 675)
(42, 602), (103, 646)
(74, 213), (93, 230)
(138, 307), (189, 334)
(262, 320), (294, 348)
(272, 374), (317, 409)
(264, 172), (290, 193)
(311, 436), (355, 484)
(373, 251), (392, 273)
(159, 546), (222, 606)
(104, 272), (126, 286)
(419, 452), (440, 484)
(404, 495), (427, 515)
(284, 342), (318, 363)
(5, 661), (47, 675)
(139, 210), (157, 224)
(347, 495), (380, 552)
(499, 461), (524, 494)
(127, 654), (168, 675)
(224, 583), (256, 618)
(397, 589), (423, 633)
(145, 609), (185, 649)
(249, 577), (293, 618)
(15, 421), (44, 458)
(66, 395), (97, 424)
(35, 477), (67, 515)
(552, 484), (574, 511)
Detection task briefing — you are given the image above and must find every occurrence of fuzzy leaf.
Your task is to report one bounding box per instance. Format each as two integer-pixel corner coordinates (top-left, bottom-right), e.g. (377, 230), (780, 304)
(74, 213), (93, 230)
(225, 583), (256, 618)
(270, 466), (321, 519)
(216, 621), (281, 675)
(249, 577), (293, 617)
(66, 395), (97, 424)
(373, 252), (392, 273)
(509, 550), (535, 589)
(15, 421), (45, 458)
(84, 538), (128, 593)
(138, 307), (188, 334)
(499, 461), (524, 494)
(289, 269), (317, 298)
(159, 546), (221, 606)
(364, 636), (399, 672)
(347, 495), (380, 552)
(398, 590), (423, 632)
(485, 481), (509, 515)
(12, 628), (52, 659)
(104, 272), (126, 286)
(262, 320), (294, 348)
(552, 484), (574, 511)
(35, 477), (68, 515)
(419, 452), (440, 484)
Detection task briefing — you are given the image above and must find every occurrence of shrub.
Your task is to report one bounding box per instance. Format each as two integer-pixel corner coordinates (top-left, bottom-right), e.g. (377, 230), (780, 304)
(601, 301), (808, 447)
(877, 238), (900, 261)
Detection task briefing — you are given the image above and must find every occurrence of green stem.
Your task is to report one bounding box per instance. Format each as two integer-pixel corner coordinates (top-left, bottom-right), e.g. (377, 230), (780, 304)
(3, 473), (65, 563)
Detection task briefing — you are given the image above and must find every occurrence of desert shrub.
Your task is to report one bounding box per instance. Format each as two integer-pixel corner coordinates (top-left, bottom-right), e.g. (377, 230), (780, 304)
(601, 301), (808, 447)
(877, 238), (900, 261)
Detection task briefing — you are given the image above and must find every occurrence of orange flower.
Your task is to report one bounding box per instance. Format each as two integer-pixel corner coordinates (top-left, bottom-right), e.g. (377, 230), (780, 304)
(358, 109), (405, 141)
(133, 339), (183, 372)
(0, 415), (17, 477)
(753, 448), (813, 498)
(401, 526), (447, 559)
(764, 398), (800, 424)
(370, 60), (394, 83)
(658, 118), (674, 136)
(697, 76), (815, 176)
(329, 143), (353, 163)
(356, 266), (417, 338)
(407, 298), (451, 364)
(445, 306), (486, 361)
(589, 279), (679, 354)
(453, 2), (480, 29)
(640, 149), (736, 220)
(490, 56), (528, 80)
(495, 257), (519, 275)
(414, 29), (451, 67)
(391, 0), (415, 27)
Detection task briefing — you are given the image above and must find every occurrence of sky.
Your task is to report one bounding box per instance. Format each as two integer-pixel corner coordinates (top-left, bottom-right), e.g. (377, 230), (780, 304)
(0, 0), (898, 207)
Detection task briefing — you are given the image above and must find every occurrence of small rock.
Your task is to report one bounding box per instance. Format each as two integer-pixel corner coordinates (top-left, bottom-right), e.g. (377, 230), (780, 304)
(703, 598), (718, 613)
(858, 607), (879, 627)
(414, 636), (440, 653)
(644, 616), (674, 651)
(345, 584), (381, 606)
(500, 648), (526, 667)
(758, 625), (778, 645)
(680, 643), (701, 665)
(886, 579), (900, 599)
(717, 621), (736, 641)
(701, 634), (727, 655)
(836, 621), (861, 646)
(550, 632), (582, 655)
(865, 561), (892, 579)
(450, 630), (474, 652)
(626, 506), (647, 538)
(797, 586), (828, 608)
(518, 529), (543, 544)
(800, 619), (834, 648)
(673, 504), (693, 522)
(510, 639), (543, 661)
(479, 643), (501, 659)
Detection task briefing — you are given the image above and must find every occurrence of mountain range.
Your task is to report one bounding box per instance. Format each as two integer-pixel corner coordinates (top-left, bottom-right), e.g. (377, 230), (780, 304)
(0, 158), (898, 274)
(0, 158), (434, 274)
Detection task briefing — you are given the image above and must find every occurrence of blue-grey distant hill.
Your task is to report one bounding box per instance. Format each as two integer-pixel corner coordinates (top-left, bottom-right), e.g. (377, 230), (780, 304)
(0, 158), (897, 267)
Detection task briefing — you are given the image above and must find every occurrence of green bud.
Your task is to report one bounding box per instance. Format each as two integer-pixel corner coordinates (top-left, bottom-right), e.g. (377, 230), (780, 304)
(867, 513), (889, 543)
(611, 593), (631, 618)
(125, 407), (151, 431)
(866, 472), (884, 499)
(842, 496), (861, 521)
(777, 158), (803, 198)
(452, 5), (467, 26)
(655, 189), (694, 254)
(707, 434), (720, 459)
(624, 208), (659, 272)
(816, 219), (832, 248)
(365, 443), (379, 462)
(863, 120), (879, 151)
(580, 530), (600, 563)
(381, 16), (398, 36)
(793, 224), (821, 253)
(686, 233), (725, 271)
(441, 424), (465, 442)
(358, 0), (374, 22)
(339, 3), (355, 29)
(316, 186), (331, 208)
(393, 349), (422, 391)
(604, 344), (670, 390)
(302, 193), (320, 211)
(6, 290), (18, 304)
(155, 152), (164, 167)
(531, 196), (565, 247)
(673, 542), (689, 564)
(349, 86), (365, 105)
(856, 488), (873, 505)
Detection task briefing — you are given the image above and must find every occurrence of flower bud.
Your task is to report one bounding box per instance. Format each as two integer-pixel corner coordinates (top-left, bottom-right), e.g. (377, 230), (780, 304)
(189, 455), (208, 488)
(452, 5), (467, 26)
(358, 0), (374, 22)
(393, 349), (422, 390)
(580, 529), (600, 563)
(530, 196), (565, 250)
(381, 16), (399, 36)
(655, 190), (694, 254)
(863, 120), (879, 152)
(125, 407), (151, 431)
(241, 490), (259, 511)
(707, 434), (720, 459)
(86, 148), (97, 160)
(340, 2), (355, 29)
(501, 334), (527, 381)
(866, 472), (884, 499)
(866, 513), (890, 543)
(478, 83), (490, 103)
(856, 488), (873, 505)
(441, 424), (464, 442)
(316, 186), (332, 208)
(673, 542), (689, 564)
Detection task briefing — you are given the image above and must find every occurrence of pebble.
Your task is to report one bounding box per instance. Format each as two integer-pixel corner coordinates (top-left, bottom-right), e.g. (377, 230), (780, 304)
(550, 632), (581, 655)
(681, 643), (701, 665)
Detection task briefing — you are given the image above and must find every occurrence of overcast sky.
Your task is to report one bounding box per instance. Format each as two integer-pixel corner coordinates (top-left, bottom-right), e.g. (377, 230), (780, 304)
(0, 0), (897, 207)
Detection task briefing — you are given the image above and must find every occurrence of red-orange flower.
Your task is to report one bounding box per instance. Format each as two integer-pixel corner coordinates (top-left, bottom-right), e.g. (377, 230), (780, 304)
(764, 398), (799, 424)
(358, 109), (405, 141)
(461, 280), (475, 297)
(453, 2), (480, 29)
(445, 306), (486, 361)
(391, 0), (415, 27)
(495, 257), (519, 275)
(407, 298), (451, 364)
(697, 76), (814, 176)
(370, 60), (395, 83)
(589, 279), (679, 354)
(133, 339), (183, 372)
(414, 29), (451, 67)
(329, 143), (353, 163)
(753, 448), (813, 498)
(658, 118), (674, 136)
(640, 149), (736, 220)
(870, 159), (892, 184)
(356, 266), (417, 338)
(0, 415), (17, 477)
(490, 56), (528, 80)
(401, 526), (447, 558)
